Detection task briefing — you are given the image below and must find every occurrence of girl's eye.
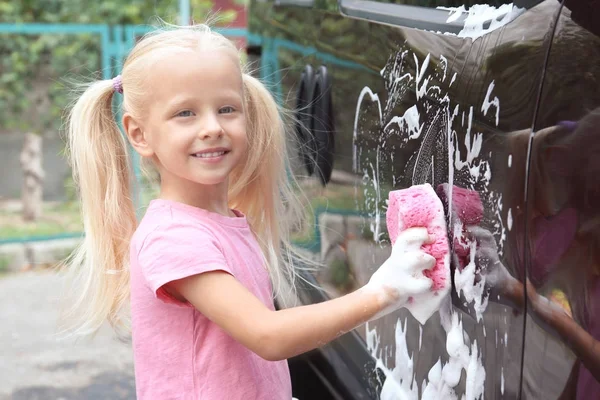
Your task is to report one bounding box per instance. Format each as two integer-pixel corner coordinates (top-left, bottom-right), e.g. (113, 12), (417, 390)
(177, 110), (195, 118)
(219, 106), (235, 114)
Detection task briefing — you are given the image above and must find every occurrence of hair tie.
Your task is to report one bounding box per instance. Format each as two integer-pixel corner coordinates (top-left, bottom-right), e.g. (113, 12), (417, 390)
(112, 75), (123, 94)
(557, 120), (578, 132)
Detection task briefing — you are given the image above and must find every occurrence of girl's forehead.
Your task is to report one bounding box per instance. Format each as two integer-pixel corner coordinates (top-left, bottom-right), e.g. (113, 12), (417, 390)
(150, 46), (239, 70)
(144, 49), (244, 104)
(150, 49), (240, 81)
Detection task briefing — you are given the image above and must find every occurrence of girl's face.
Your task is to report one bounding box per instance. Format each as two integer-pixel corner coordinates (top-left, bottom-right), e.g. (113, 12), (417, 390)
(137, 48), (247, 196)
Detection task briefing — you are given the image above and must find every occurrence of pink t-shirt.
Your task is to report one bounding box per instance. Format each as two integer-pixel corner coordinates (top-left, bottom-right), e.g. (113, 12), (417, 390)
(129, 199), (292, 400)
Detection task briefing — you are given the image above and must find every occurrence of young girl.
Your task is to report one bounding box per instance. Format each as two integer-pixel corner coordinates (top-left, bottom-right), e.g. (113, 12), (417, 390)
(63, 25), (436, 399)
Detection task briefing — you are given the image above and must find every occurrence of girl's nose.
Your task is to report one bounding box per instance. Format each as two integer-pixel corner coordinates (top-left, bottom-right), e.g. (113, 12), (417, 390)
(199, 116), (224, 140)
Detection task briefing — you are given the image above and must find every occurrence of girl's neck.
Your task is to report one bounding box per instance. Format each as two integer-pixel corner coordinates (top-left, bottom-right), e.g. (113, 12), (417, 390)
(159, 182), (232, 217)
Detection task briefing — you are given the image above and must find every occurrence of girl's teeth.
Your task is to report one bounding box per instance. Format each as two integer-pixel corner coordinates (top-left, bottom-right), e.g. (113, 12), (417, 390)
(197, 151), (225, 158)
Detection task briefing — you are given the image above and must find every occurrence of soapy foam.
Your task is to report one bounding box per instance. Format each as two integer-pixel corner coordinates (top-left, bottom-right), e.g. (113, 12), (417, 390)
(454, 241), (488, 321)
(368, 309), (487, 400)
(482, 81), (500, 127)
(385, 105), (424, 140)
(367, 319), (418, 400)
(354, 46), (501, 400)
(386, 184), (452, 324)
(422, 309), (486, 399)
(439, 3), (526, 40)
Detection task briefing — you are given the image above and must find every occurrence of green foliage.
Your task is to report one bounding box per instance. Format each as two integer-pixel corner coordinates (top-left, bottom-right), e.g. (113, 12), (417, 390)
(0, 202), (82, 239)
(0, 255), (9, 273)
(0, 0), (239, 134)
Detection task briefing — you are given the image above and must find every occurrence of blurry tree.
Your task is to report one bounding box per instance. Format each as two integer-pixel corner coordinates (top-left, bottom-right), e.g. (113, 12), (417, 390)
(0, 0), (238, 221)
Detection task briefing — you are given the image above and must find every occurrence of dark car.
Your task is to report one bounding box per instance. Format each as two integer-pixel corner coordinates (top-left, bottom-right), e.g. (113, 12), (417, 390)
(247, 0), (600, 398)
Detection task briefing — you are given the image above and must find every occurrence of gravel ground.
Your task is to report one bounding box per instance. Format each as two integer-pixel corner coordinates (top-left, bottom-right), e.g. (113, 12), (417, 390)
(0, 270), (135, 400)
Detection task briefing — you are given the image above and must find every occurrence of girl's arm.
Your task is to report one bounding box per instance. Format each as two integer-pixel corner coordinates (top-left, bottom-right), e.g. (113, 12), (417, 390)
(499, 275), (600, 383)
(171, 270), (386, 361)
(169, 227), (435, 361)
(526, 283), (600, 382)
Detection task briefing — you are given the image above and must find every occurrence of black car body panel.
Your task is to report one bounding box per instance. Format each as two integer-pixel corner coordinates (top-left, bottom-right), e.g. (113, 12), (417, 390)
(249, 0), (600, 397)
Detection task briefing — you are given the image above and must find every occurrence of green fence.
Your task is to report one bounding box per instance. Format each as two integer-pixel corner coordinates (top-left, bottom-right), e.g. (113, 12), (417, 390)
(0, 23), (366, 247)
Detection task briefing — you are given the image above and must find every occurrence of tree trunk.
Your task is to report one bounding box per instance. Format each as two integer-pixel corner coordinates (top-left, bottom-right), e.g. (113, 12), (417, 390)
(20, 133), (44, 222)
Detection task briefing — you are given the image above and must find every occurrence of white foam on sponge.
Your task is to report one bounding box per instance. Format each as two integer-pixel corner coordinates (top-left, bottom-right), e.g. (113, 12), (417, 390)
(388, 183), (452, 324)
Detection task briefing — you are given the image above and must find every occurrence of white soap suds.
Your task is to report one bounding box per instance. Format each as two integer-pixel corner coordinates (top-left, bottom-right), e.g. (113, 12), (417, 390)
(484, 165), (492, 183)
(440, 55), (448, 81)
(482, 81), (500, 127)
(367, 310), (488, 400)
(439, 3), (526, 40)
(354, 46), (499, 400)
(415, 53), (431, 100)
(428, 311), (486, 399)
(453, 242), (488, 321)
(454, 108), (485, 172)
(450, 72), (457, 87)
(489, 191), (507, 255)
(445, 5), (466, 22)
(385, 105), (424, 140)
(353, 86), (382, 172)
(470, 164), (481, 180)
(368, 319), (419, 400)
(465, 340), (486, 399)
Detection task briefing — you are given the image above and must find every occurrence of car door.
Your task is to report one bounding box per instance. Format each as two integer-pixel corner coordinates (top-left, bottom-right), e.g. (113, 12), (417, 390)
(517, 0), (600, 398)
(249, 0), (563, 398)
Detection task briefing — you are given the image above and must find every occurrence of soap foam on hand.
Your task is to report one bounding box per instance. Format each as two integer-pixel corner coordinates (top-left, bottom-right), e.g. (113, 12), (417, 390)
(386, 183), (452, 324)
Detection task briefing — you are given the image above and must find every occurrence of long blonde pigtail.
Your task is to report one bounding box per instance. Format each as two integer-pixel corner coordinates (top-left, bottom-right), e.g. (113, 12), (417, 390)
(61, 80), (137, 335)
(229, 73), (309, 302)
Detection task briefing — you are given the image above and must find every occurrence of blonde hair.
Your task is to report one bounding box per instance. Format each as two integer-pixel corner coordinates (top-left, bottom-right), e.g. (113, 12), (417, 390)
(62, 25), (307, 335)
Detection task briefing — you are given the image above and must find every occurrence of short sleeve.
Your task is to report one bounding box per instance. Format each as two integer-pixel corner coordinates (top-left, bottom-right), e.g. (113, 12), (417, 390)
(137, 222), (233, 305)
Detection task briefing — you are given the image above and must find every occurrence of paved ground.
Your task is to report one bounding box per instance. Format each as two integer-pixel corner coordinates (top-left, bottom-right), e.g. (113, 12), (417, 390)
(0, 270), (135, 400)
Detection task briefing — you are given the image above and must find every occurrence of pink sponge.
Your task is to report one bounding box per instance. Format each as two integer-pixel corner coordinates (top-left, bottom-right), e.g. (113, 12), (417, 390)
(436, 183), (483, 226)
(387, 183), (450, 292)
(436, 184), (483, 269)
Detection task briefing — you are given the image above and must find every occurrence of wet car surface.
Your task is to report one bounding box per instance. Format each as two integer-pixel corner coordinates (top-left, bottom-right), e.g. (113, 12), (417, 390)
(248, 0), (600, 398)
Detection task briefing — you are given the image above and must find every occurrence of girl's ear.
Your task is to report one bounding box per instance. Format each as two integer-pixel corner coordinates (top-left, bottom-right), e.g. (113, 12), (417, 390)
(123, 113), (154, 158)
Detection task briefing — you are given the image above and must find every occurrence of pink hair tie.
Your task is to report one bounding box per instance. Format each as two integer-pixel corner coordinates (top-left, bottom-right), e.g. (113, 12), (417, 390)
(112, 75), (123, 94)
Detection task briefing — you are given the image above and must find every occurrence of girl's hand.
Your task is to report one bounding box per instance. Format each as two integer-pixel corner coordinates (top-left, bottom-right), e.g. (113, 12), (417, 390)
(365, 227), (435, 318)
(468, 226), (519, 294)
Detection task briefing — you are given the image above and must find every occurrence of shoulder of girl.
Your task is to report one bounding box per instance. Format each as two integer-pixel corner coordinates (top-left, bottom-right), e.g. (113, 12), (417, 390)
(135, 220), (219, 253)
